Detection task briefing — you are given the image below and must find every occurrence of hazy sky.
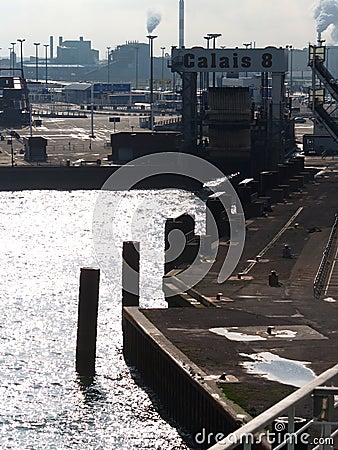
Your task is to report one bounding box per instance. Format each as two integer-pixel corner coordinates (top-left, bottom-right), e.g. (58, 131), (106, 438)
(0, 0), (326, 59)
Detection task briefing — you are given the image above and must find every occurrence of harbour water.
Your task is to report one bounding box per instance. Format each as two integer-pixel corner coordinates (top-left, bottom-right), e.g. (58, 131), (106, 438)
(0, 189), (204, 450)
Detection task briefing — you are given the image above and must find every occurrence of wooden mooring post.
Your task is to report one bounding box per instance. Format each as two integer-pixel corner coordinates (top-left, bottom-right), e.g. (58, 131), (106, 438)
(122, 241), (140, 307)
(76, 267), (100, 377)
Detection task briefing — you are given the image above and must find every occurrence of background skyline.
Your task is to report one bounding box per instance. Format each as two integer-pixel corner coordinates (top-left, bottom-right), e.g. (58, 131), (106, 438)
(0, 0), (332, 59)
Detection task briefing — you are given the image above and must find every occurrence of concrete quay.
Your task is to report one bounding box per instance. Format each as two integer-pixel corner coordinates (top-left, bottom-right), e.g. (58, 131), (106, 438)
(141, 156), (338, 421)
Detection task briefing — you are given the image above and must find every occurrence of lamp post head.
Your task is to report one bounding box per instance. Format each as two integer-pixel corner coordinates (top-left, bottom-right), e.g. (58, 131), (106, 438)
(146, 35), (158, 41)
(207, 33), (222, 39)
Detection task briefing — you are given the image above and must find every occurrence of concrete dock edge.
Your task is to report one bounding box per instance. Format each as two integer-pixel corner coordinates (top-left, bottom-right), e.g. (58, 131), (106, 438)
(122, 306), (255, 449)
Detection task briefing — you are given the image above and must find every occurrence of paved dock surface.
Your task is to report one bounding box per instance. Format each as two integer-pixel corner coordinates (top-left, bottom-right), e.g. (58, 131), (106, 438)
(0, 109), (172, 167)
(145, 157), (338, 415)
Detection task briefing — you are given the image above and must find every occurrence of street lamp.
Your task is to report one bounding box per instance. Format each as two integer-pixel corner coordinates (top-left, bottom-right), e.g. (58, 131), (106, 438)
(106, 46), (111, 85)
(203, 36), (213, 89)
(8, 48), (11, 72)
(290, 46), (293, 95)
(243, 43), (251, 77)
(207, 33), (222, 87)
(43, 44), (49, 85)
(208, 33), (222, 47)
(146, 34), (158, 131)
(10, 42), (16, 76)
(286, 45), (293, 95)
(161, 47), (165, 91)
(17, 38), (25, 76)
(34, 43), (40, 82)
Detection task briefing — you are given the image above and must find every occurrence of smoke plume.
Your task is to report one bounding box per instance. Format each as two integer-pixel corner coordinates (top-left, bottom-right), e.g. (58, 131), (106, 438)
(147, 9), (162, 34)
(314, 0), (338, 41)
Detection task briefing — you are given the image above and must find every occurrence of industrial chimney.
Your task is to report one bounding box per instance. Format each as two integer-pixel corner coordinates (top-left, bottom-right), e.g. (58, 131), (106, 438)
(179, 0), (184, 48)
(50, 36), (54, 59)
(317, 31), (323, 46)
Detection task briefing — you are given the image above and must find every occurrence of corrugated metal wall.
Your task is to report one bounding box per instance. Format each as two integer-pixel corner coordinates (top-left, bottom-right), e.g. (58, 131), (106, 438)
(206, 87), (251, 159)
(207, 87), (250, 123)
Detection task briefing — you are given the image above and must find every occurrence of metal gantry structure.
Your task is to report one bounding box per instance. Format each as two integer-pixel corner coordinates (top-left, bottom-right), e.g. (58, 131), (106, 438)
(309, 44), (338, 145)
(170, 46), (289, 168)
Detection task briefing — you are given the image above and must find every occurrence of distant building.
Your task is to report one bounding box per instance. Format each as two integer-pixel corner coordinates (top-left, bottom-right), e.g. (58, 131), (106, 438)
(88, 41), (171, 87)
(112, 41), (149, 66)
(56, 36), (99, 65)
(63, 82), (92, 103)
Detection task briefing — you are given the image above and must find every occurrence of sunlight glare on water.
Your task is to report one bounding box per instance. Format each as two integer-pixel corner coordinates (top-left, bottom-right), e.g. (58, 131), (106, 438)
(0, 189), (204, 450)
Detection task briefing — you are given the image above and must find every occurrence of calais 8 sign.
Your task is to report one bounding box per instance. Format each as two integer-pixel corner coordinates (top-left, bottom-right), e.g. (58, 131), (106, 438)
(171, 48), (288, 73)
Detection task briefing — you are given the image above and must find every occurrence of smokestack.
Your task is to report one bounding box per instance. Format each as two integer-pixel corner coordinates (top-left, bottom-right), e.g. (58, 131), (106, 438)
(179, 0), (185, 48)
(49, 36), (54, 59)
(317, 31), (322, 45)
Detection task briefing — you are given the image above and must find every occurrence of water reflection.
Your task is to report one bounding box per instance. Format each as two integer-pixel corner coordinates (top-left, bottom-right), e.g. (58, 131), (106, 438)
(0, 190), (199, 449)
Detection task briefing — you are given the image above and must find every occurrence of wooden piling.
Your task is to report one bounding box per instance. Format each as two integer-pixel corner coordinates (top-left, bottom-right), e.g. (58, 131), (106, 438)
(164, 215), (197, 274)
(206, 195), (231, 239)
(122, 241), (140, 307)
(76, 267), (100, 377)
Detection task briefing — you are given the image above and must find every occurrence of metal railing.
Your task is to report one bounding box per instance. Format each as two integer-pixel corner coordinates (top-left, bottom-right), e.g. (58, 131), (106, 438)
(207, 364), (338, 450)
(314, 213), (338, 299)
(47, 143), (87, 153)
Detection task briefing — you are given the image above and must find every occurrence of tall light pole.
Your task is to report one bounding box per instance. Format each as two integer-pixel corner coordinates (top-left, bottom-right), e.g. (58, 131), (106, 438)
(146, 35), (158, 131)
(43, 44), (49, 85)
(161, 47), (165, 91)
(34, 43), (40, 82)
(10, 42), (16, 76)
(207, 33), (222, 87)
(17, 38), (25, 76)
(89, 83), (95, 141)
(106, 46), (111, 85)
(286, 44), (294, 104)
(243, 43), (251, 77)
(290, 45), (293, 95)
(8, 47), (12, 72)
(203, 36), (212, 89)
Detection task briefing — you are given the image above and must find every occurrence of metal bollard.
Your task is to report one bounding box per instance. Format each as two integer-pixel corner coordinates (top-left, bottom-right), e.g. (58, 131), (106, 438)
(269, 270), (279, 287)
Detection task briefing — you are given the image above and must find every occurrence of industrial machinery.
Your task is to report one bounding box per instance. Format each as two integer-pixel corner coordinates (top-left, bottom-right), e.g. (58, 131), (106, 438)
(0, 68), (30, 127)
